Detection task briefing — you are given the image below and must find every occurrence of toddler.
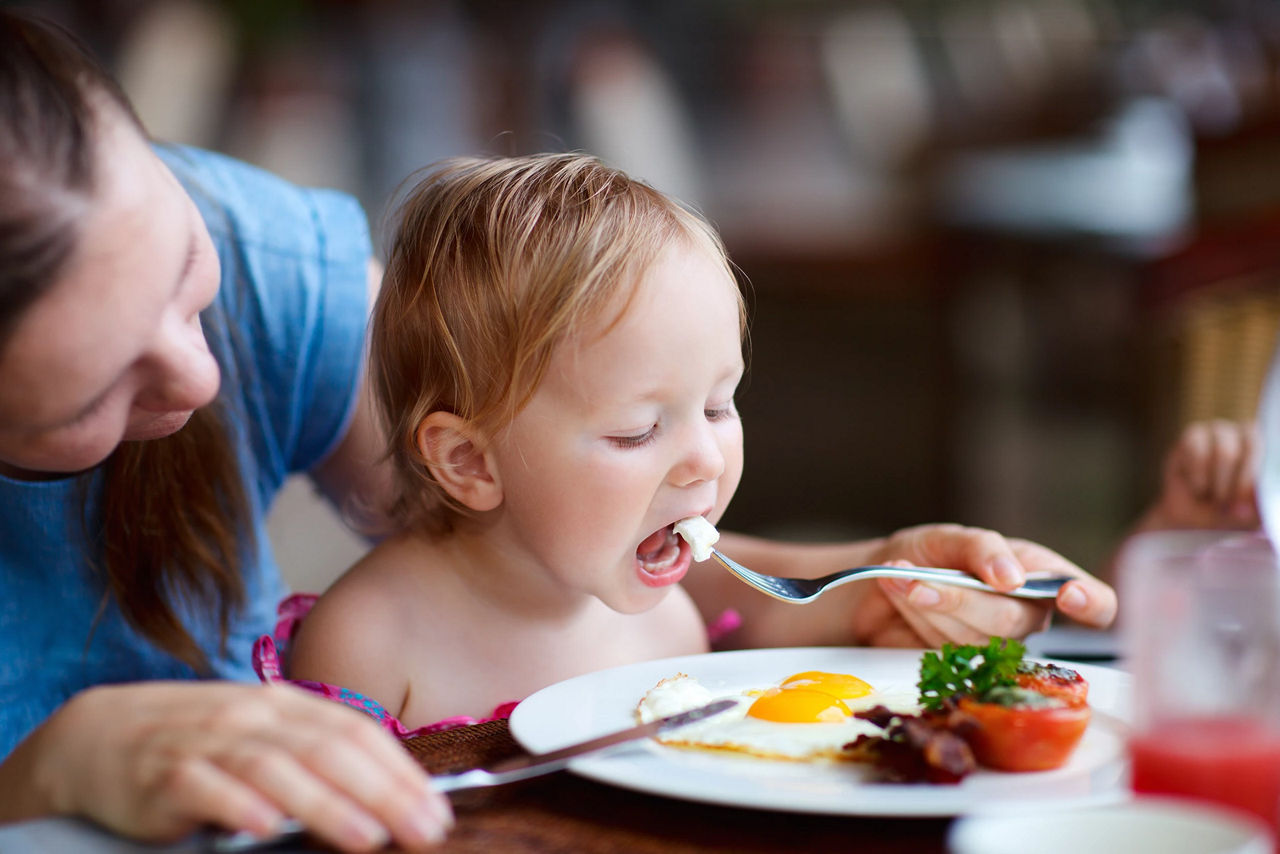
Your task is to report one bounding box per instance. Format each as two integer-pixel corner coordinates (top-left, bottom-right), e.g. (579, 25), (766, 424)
(281, 153), (747, 729)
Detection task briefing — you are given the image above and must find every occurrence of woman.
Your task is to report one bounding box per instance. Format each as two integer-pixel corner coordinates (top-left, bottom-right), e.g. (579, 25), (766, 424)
(0, 11), (450, 852)
(0, 9), (1115, 852)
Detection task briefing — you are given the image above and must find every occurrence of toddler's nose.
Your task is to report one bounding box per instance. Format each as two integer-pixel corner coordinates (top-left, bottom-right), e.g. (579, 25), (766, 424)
(670, 422), (726, 487)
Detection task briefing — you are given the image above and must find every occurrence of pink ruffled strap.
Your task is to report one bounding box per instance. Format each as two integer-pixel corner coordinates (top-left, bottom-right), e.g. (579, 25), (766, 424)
(706, 608), (742, 648)
(252, 596), (515, 737)
(252, 597), (742, 733)
(252, 634), (285, 682)
(273, 592), (319, 643)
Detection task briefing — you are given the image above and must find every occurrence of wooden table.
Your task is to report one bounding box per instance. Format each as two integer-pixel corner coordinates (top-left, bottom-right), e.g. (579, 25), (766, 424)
(396, 719), (952, 854)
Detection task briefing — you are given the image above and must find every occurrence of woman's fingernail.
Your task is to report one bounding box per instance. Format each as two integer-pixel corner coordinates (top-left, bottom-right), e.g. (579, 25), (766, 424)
(408, 810), (448, 844)
(884, 578), (913, 596)
(343, 815), (389, 851)
(909, 585), (941, 607)
(248, 808), (286, 838)
(1060, 584), (1087, 612)
(993, 557), (1023, 588)
(423, 794), (454, 827)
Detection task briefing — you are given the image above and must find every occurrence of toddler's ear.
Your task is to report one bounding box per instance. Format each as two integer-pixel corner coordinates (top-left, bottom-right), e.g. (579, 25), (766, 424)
(415, 412), (502, 512)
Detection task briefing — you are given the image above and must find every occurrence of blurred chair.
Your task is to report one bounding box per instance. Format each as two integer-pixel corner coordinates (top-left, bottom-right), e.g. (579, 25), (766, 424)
(566, 27), (704, 207)
(114, 0), (235, 147)
(1142, 215), (1280, 437)
(820, 4), (932, 172)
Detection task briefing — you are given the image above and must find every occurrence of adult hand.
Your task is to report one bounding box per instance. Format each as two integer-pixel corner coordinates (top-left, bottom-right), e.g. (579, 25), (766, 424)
(853, 523), (1117, 648)
(5, 681), (451, 852)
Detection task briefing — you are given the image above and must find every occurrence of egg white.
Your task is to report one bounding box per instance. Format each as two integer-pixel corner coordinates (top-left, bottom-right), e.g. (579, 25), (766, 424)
(636, 673), (920, 762)
(673, 516), (719, 562)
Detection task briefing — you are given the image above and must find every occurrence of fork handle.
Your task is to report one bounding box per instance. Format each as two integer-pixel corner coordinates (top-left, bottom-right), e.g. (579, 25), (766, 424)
(826, 566), (1068, 600)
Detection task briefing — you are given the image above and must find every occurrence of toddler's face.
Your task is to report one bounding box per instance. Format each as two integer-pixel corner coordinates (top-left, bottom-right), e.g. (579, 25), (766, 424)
(489, 237), (744, 614)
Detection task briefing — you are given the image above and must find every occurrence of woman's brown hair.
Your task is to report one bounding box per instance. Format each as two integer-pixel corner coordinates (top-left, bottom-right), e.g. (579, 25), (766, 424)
(0, 11), (248, 672)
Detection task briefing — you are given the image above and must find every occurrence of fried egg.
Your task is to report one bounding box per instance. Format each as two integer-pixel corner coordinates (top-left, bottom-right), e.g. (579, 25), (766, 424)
(635, 671), (920, 761)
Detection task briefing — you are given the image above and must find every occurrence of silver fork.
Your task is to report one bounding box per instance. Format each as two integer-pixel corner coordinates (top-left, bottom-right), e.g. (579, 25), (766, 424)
(709, 549), (1071, 604)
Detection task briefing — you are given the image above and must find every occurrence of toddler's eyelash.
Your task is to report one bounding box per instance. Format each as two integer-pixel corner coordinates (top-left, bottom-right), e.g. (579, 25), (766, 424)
(610, 428), (657, 449)
(706, 402), (738, 421)
(609, 402), (736, 449)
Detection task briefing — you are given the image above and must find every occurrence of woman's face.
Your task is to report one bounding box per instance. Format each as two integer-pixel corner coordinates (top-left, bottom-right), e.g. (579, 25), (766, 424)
(0, 107), (220, 476)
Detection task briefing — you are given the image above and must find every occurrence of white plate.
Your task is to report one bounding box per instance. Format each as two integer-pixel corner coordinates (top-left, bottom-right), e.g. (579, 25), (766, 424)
(950, 797), (1273, 854)
(509, 646), (1132, 817)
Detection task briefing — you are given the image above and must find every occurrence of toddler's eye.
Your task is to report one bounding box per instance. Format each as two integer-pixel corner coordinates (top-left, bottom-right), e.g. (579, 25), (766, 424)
(609, 426), (657, 449)
(705, 401), (738, 422)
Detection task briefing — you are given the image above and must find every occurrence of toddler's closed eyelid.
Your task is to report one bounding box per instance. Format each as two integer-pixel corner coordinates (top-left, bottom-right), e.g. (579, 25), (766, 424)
(705, 401), (738, 421)
(608, 425), (658, 448)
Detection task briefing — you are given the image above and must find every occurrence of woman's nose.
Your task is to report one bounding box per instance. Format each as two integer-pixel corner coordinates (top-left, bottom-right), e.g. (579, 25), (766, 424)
(134, 313), (220, 413)
(669, 422), (726, 487)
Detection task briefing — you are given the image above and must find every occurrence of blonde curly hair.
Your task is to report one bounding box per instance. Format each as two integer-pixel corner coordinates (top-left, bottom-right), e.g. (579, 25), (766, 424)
(371, 153), (742, 534)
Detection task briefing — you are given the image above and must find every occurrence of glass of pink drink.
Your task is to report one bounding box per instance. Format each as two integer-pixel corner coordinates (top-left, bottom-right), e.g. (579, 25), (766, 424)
(1121, 531), (1280, 849)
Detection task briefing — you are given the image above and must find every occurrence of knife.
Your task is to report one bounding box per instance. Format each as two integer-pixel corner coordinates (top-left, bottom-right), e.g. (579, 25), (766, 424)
(211, 697), (736, 852)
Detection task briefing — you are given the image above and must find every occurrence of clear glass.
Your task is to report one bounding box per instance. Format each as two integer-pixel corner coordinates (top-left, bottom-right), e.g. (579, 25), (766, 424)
(1120, 530), (1280, 850)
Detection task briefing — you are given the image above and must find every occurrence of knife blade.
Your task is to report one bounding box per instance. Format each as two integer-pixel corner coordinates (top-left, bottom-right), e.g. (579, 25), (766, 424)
(210, 697), (736, 852)
(433, 696), (737, 791)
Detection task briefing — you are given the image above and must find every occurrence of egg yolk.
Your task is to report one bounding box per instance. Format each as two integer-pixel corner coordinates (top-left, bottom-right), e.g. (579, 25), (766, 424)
(779, 671), (873, 701)
(747, 688), (851, 723)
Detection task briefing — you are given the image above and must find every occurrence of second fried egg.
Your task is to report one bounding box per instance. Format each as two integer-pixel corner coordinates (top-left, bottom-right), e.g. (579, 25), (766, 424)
(635, 670), (920, 761)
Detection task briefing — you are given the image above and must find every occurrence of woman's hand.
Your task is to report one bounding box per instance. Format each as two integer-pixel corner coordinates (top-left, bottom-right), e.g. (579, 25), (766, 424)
(854, 524), (1117, 648)
(3, 681), (451, 852)
(691, 527), (1115, 651)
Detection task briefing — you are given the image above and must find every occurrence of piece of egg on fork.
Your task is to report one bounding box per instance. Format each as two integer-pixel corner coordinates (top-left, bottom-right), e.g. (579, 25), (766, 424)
(674, 516), (719, 562)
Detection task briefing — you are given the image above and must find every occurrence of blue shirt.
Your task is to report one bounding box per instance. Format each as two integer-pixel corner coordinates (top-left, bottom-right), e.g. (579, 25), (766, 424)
(0, 146), (371, 758)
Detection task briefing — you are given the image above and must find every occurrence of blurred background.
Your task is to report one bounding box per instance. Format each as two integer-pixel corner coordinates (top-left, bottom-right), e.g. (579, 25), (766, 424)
(18, 0), (1280, 592)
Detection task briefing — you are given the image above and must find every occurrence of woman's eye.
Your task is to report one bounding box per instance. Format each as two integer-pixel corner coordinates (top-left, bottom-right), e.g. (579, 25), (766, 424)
(609, 427), (657, 449)
(62, 393), (110, 429)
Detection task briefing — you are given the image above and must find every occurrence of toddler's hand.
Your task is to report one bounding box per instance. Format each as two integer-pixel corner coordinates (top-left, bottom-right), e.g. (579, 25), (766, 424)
(1145, 419), (1260, 532)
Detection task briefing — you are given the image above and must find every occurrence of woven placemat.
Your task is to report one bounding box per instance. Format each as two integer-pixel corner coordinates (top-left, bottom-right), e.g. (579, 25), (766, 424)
(401, 719), (523, 775)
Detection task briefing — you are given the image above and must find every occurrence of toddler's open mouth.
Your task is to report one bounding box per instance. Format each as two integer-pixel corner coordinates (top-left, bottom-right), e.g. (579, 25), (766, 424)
(635, 524), (689, 587)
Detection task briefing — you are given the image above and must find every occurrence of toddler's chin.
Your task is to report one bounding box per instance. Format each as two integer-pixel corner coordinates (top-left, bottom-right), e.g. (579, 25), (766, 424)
(608, 583), (677, 616)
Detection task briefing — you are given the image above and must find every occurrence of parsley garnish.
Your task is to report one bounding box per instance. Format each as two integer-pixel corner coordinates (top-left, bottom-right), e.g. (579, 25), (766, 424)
(917, 637), (1026, 710)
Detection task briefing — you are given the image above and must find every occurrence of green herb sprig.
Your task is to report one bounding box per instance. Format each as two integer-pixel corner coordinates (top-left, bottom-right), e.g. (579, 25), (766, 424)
(917, 637), (1026, 710)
